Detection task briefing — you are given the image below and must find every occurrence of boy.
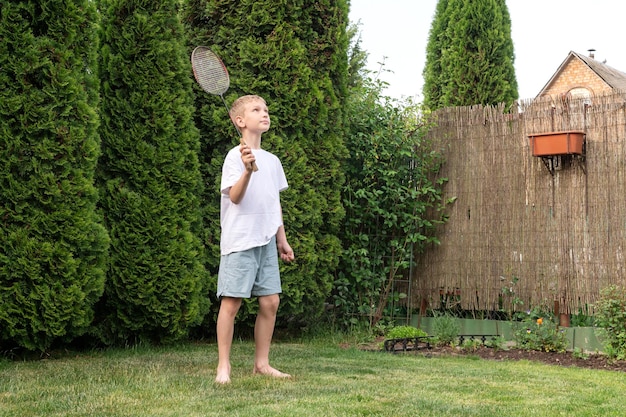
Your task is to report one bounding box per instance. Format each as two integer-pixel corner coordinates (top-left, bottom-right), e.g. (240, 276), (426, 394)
(215, 95), (294, 384)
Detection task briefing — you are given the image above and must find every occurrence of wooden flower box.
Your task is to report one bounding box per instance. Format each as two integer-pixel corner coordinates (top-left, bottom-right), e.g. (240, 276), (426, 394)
(528, 131), (585, 157)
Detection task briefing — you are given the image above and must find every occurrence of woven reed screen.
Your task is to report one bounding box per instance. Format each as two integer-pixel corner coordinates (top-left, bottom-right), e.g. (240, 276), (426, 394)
(413, 91), (626, 315)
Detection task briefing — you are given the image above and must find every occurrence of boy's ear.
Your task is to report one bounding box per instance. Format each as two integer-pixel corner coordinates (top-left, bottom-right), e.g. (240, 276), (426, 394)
(234, 115), (245, 128)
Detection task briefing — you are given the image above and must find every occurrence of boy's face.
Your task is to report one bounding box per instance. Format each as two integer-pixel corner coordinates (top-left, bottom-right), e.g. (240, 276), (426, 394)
(235, 99), (270, 133)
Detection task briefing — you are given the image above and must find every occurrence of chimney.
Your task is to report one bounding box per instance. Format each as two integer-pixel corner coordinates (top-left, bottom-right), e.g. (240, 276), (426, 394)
(588, 48), (596, 59)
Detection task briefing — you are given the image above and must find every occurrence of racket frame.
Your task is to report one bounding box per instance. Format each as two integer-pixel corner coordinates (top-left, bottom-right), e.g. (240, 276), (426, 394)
(191, 46), (258, 171)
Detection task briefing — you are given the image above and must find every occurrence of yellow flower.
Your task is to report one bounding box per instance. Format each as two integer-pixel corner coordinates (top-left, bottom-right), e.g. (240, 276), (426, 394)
(537, 318), (543, 325)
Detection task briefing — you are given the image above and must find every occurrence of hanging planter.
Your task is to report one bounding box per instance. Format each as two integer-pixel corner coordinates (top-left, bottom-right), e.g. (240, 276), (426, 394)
(528, 130), (585, 157)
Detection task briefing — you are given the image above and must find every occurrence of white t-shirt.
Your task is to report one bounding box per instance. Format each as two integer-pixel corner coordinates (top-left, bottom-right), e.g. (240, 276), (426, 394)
(220, 146), (288, 255)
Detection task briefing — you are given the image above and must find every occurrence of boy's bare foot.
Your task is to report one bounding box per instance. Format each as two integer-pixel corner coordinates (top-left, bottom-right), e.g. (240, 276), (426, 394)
(215, 366), (231, 384)
(253, 365), (291, 379)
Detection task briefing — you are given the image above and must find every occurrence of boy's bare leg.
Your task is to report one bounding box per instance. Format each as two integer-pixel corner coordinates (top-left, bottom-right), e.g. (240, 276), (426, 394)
(253, 294), (291, 378)
(215, 297), (242, 384)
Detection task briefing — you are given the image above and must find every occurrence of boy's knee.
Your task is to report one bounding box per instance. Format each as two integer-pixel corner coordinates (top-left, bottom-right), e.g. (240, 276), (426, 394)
(259, 294), (280, 313)
(219, 297), (242, 316)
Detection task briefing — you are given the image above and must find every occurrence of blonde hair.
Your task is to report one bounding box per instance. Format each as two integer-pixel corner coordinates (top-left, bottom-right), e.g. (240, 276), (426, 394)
(229, 95), (266, 119)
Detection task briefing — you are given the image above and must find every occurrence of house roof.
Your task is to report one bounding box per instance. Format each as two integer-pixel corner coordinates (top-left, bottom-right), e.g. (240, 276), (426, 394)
(537, 50), (626, 97)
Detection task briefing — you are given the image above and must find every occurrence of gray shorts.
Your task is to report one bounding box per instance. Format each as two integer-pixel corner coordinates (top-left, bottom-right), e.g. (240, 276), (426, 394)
(217, 236), (282, 298)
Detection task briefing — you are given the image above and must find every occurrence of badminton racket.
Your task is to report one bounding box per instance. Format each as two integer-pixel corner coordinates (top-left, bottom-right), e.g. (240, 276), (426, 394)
(191, 46), (258, 171)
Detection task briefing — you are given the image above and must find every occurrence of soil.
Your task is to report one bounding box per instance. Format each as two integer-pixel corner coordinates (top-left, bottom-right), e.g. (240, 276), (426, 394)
(347, 338), (626, 373)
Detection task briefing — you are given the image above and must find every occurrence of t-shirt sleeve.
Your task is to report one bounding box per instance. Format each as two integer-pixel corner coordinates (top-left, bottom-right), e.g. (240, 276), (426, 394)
(220, 148), (242, 194)
(276, 157), (288, 192)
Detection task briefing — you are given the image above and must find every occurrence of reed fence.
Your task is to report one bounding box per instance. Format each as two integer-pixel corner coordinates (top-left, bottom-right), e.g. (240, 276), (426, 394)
(413, 91), (626, 316)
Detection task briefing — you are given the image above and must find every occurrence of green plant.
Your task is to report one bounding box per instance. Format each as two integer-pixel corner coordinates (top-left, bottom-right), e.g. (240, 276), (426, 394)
(431, 313), (460, 346)
(512, 309), (566, 352)
(499, 274), (524, 320)
(372, 319), (396, 337)
(594, 285), (626, 360)
(485, 335), (507, 351)
(570, 304), (595, 327)
(572, 347), (589, 360)
(461, 339), (482, 353)
(385, 326), (428, 340)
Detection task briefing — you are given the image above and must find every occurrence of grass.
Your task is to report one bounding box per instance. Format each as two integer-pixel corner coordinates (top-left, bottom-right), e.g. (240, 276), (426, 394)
(2, 337), (626, 417)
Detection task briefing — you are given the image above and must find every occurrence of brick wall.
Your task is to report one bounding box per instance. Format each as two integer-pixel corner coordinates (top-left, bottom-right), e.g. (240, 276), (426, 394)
(540, 58), (611, 97)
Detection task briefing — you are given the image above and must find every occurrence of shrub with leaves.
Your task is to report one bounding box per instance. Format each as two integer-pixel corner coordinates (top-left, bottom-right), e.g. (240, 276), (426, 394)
(512, 309), (566, 352)
(335, 74), (448, 328)
(594, 285), (626, 360)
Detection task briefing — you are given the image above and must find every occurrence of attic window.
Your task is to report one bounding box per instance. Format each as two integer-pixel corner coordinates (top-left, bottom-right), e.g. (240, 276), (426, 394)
(567, 87), (591, 99)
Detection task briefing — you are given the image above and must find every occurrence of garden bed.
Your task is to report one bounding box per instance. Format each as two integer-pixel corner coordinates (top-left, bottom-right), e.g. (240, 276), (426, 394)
(351, 337), (626, 372)
(444, 345), (626, 373)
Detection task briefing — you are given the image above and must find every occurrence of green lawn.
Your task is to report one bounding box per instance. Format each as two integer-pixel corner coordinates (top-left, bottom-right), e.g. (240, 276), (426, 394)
(1, 338), (625, 417)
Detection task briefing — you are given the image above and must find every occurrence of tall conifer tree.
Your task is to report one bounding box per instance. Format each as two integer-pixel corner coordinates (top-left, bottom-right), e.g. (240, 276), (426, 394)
(184, 0), (350, 325)
(0, 0), (109, 351)
(96, 0), (209, 344)
(423, 0), (451, 110)
(423, 0), (518, 110)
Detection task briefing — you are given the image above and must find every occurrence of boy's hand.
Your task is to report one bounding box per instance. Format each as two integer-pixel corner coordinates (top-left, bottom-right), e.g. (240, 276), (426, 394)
(278, 242), (295, 263)
(240, 144), (256, 172)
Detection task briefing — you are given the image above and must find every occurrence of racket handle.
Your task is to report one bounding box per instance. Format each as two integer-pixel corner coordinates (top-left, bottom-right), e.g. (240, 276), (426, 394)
(241, 139), (259, 172)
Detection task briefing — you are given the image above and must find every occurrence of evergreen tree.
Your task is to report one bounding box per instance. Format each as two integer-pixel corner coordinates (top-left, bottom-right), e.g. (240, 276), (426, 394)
(422, 0), (451, 111)
(96, 0), (209, 344)
(184, 0), (349, 327)
(0, 0), (109, 351)
(347, 22), (369, 89)
(423, 0), (518, 110)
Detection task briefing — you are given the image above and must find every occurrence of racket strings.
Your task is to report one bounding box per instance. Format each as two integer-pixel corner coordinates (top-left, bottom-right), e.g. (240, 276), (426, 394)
(191, 48), (230, 95)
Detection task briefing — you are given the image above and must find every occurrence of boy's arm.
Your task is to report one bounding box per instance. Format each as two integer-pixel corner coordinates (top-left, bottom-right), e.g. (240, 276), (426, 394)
(228, 144), (256, 204)
(228, 169), (252, 204)
(276, 209), (294, 262)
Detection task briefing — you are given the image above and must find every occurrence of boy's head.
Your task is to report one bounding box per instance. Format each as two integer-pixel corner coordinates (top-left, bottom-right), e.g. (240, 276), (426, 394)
(229, 95), (267, 120)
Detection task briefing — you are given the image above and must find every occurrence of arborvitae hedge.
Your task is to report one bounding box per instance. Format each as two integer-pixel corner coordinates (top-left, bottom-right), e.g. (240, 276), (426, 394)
(184, 0), (350, 327)
(96, 0), (209, 344)
(0, 0), (109, 352)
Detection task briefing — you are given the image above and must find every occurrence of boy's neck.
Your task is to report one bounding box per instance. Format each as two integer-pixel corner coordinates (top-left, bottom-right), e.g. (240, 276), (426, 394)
(242, 132), (262, 149)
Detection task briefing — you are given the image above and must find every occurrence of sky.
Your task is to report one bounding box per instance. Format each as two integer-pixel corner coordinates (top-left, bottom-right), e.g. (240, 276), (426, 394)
(349, 0), (626, 101)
